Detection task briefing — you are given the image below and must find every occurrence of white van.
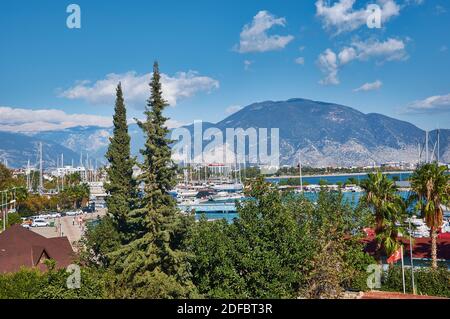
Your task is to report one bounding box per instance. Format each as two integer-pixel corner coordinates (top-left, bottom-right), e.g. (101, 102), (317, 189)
(31, 219), (49, 227)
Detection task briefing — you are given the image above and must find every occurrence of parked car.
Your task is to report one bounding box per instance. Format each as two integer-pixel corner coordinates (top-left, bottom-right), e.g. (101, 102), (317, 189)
(21, 223), (31, 229)
(82, 206), (95, 213)
(36, 214), (52, 219)
(50, 213), (61, 218)
(65, 210), (82, 216)
(31, 219), (49, 227)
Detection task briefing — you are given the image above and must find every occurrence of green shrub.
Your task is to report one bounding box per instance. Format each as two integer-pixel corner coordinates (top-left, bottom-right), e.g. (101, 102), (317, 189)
(0, 268), (43, 299)
(0, 264), (108, 299)
(382, 266), (450, 298)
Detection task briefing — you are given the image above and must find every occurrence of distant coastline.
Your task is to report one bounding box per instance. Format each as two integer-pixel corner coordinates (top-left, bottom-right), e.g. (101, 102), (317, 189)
(267, 171), (414, 180)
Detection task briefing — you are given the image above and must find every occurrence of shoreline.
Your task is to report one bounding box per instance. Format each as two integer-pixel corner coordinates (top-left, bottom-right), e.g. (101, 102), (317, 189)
(266, 171), (414, 179)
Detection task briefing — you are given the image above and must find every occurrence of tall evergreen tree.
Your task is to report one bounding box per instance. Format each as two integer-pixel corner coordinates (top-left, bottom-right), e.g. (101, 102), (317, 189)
(109, 62), (196, 298)
(105, 83), (136, 243)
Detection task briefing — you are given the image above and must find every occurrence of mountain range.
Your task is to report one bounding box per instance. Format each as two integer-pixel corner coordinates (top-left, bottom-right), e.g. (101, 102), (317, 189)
(0, 131), (79, 168)
(1, 98), (448, 168)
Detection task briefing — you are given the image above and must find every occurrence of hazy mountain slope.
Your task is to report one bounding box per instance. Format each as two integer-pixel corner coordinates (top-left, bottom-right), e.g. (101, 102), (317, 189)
(0, 131), (79, 169)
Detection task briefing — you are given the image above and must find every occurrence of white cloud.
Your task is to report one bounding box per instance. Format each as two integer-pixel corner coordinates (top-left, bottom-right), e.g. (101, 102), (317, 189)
(404, 94), (450, 114)
(0, 106), (112, 132)
(294, 57), (305, 65)
(317, 49), (339, 85)
(353, 80), (383, 92)
(338, 47), (357, 65)
(318, 38), (407, 85)
(59, 70), (219, 107)
(225, 105), (243, 115)
(236, 10), (294, 53)
(315, 0), (400, 35)
(350, 38), (407, 62)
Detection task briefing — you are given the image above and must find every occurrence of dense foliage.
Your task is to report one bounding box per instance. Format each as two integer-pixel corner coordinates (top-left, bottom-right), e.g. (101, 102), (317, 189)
(0, 262), (107, 299)
(360, 172), (407, 261)
(410, 164), (449, 268)
(188, 178), (376, 299)
(382, 266), (450, 298)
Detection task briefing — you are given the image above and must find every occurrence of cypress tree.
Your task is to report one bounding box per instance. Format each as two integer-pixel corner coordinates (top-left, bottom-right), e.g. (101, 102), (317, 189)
(105, 82), (136, 243)
(110, 62), (196, 298)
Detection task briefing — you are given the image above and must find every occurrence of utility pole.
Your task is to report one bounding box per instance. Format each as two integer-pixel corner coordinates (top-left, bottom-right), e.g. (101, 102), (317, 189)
(39, 142), (43, 193)
(425, 131), (429, 164)
(0, 189), (15, 231)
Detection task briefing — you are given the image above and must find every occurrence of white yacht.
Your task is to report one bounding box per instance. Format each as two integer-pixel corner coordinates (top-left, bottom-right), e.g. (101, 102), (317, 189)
(407, 216), (430, 238)
(209, 191), (245, 203)
(175, 188), (199, 198)
(211, 183), (243, 192)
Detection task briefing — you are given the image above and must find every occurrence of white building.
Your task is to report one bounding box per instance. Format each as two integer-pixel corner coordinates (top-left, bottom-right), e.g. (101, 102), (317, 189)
(51, 165), (87, 179)
(88, 181), (107, 209)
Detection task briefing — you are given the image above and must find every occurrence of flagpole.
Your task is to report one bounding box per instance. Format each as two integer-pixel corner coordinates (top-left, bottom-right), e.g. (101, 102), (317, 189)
(401, 245), (406, 294)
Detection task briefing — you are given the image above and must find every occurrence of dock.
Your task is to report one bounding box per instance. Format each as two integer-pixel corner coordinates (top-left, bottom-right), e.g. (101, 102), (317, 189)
(178, 203), (237, 213)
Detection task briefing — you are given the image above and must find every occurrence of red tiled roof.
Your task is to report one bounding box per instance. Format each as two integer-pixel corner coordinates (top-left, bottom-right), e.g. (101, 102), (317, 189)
(0, 225), (74, 273)
(363, 236), (450, 260)
(361, 291), (447, 299)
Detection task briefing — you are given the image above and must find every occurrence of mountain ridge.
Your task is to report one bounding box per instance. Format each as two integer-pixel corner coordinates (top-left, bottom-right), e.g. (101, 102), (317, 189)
(1, 98), (448, 168)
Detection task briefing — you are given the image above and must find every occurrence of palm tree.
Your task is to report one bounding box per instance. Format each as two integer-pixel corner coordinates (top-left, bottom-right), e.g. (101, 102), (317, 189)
(410, 163), (449, 268)
(361, 171), (405, 262)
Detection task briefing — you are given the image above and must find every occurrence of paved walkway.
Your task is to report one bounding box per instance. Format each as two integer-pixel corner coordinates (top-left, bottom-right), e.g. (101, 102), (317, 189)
(30, 209), (107, 251)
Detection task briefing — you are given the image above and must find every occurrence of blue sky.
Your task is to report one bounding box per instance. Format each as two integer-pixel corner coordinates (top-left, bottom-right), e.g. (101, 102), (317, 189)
(0, 0), (449, 132)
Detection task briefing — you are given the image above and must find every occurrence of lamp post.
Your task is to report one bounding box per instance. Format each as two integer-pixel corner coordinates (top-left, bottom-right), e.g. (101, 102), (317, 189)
(1, 190), (7, 231)
(1, 188), (17, 231)
(1, 191), (4, 232)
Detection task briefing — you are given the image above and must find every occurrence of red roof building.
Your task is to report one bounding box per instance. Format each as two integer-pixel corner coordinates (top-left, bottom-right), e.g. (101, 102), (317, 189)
(0, 225), (74, 273)
(363, 235), (450, 260)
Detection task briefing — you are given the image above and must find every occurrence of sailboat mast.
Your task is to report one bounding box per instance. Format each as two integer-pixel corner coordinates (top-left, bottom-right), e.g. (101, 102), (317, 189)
(437, 129), (440, 164)
(418, 143), (421, 166)
(299, 152), (303, 192)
